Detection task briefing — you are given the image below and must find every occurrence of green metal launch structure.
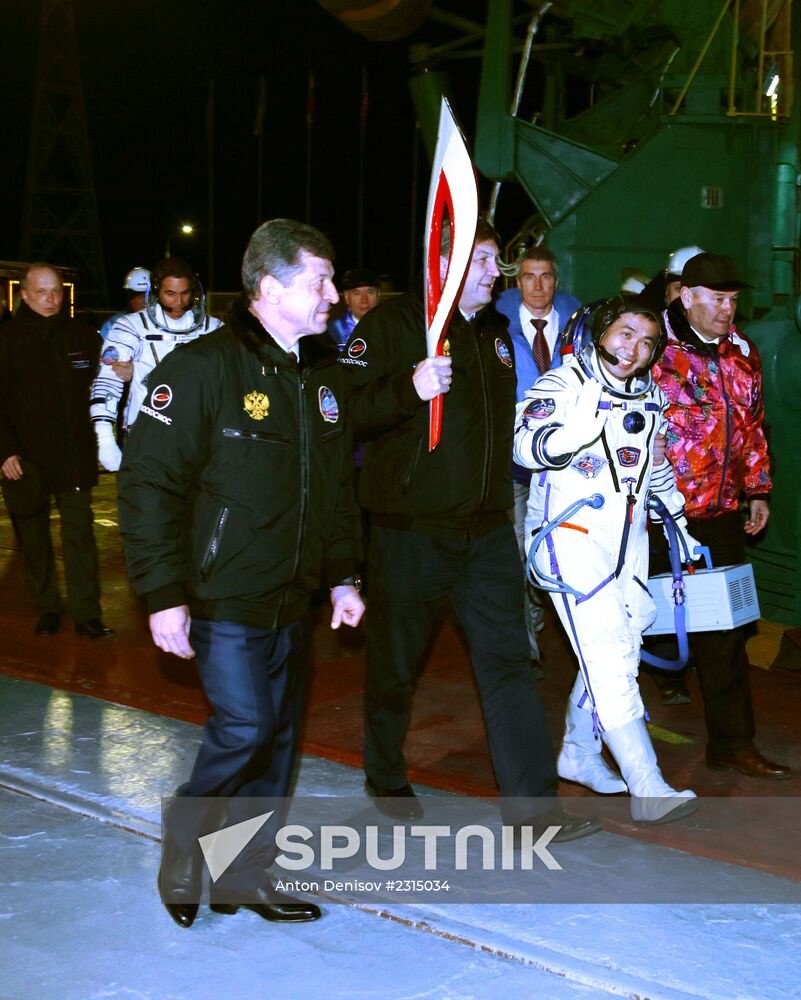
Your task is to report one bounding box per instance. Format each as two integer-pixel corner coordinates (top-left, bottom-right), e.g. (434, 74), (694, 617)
(322, 0), (801, 626)
(473, 0), (801, 626)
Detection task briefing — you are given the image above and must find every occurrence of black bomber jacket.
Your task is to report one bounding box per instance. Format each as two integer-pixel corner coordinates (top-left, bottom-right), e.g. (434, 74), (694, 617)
(338, 290), (517, 538)
(118, 296), (361, 629)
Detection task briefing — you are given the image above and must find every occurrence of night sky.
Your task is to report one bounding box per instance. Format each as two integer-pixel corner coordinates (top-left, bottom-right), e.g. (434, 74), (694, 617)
(2, 1), (506, 308)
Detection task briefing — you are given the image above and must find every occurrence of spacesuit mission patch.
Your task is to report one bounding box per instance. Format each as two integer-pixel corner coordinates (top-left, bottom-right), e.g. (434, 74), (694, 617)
(571, 452), (607, 479)
(522, 397), (556, 423)
(616, 446), (641, 467)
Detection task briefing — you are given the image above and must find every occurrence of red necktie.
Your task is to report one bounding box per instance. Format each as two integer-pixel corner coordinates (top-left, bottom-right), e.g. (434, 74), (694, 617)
(531, 318), (551, 373)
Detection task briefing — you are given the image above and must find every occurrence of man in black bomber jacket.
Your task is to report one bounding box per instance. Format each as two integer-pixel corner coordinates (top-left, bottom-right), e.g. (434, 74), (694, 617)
(118, 219), (364, 929)
(339, 218), (599, 842)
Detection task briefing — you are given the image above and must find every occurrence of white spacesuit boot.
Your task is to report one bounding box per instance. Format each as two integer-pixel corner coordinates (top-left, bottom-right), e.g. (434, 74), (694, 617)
(602, 717), (698, 824)
(557, 698), (628, 794)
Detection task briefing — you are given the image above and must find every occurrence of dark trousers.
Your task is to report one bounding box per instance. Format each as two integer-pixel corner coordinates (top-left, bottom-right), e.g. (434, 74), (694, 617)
(172, 618), (309, 879)
(363, 524), (558, 818)
(14, 488), (100, 622)
(650, 511), (755, 754)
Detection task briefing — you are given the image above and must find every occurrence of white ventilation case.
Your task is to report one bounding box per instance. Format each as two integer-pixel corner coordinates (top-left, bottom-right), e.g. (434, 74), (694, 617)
(644, 563), (760, 635)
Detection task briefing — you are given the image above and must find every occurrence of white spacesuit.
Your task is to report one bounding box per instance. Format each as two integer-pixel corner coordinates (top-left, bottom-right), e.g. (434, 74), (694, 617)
(90, 276), (221, 471)
(513, 296), (699, 824)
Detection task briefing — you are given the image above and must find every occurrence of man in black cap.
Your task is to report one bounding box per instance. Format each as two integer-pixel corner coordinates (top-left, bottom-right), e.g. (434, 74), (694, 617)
(651, 252), (790, 779)
(327, 267), (380, 349)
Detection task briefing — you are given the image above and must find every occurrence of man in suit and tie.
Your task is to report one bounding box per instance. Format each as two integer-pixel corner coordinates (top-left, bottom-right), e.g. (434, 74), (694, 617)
(496, 248), (581, 673)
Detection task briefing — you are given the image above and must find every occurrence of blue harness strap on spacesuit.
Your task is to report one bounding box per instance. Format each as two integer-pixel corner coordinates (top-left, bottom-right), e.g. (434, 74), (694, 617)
(638, 493), (695, 672)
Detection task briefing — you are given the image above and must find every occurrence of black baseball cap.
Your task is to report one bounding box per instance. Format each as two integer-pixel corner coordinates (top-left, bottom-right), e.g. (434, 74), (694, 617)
(681, 253), (752, 291)
(342, 268), (379, 291)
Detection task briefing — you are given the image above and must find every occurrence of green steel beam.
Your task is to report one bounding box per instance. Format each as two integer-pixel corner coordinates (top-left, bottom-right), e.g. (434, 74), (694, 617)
(514, 123), (618, 226)
(475, 0), (516, 180)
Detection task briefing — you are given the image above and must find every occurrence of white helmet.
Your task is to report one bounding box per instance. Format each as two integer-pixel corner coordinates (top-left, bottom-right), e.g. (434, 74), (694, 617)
(123, 267), (151, 293)
(666, 246), (704, 279)
(620, 267), (649, 294)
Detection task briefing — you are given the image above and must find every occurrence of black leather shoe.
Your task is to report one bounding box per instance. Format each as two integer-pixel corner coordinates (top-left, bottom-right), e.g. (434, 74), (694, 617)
(210, 882), (321, 922)
(516, 807), (601, 844)
(162, 899), (199, 929)
(706, 745), (791, 780)
(157, 842), (202, 929)
(364, 777), (424, 820)
(75, 618), (116, 639)
(34, 612), (61, 636)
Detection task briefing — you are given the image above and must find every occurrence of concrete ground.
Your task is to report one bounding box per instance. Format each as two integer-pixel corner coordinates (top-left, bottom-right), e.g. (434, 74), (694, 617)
(2, 674), (800, 1000)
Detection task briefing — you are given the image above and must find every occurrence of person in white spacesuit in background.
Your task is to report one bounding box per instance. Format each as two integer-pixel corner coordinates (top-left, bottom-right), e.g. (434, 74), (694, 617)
(90, 258), (222, 471)
(513, 294), (700, 825)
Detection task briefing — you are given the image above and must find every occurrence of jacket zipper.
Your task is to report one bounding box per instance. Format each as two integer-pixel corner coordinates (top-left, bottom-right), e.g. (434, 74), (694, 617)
(476, 336), (492, 509)
(57, 329), (81, 489)
(200, 505), (229, 582)
(293, 375), (310, 576)
(276, 373), (309, 621)
(400, 436), (423, 494)
(716, 360), (732, 510)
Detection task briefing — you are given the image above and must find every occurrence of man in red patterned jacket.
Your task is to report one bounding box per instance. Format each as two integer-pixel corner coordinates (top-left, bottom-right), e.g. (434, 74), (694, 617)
(652, 252), (790, 779)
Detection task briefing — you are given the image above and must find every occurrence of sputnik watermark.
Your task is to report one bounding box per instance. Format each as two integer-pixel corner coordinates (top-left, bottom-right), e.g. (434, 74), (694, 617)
(166, 796), (801, 904)
(198, 810), (562, 881)
(274, 822), (562, 872)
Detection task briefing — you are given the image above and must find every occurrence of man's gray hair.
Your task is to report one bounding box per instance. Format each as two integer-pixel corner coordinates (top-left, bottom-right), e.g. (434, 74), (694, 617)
(515, 246), (559, 280)
(242, 219), (334, 299)
(21, 262), (61, 288)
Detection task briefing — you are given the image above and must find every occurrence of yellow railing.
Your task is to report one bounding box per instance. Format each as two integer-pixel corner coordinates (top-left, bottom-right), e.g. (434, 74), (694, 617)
(729, 0), (793, 119)
(668, 0), (793, 120)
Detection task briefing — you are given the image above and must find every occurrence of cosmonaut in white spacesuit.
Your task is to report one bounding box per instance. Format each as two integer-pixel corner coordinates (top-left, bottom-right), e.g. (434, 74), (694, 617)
(513, 294), (700, 824)
(90, 258), (221, 471)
